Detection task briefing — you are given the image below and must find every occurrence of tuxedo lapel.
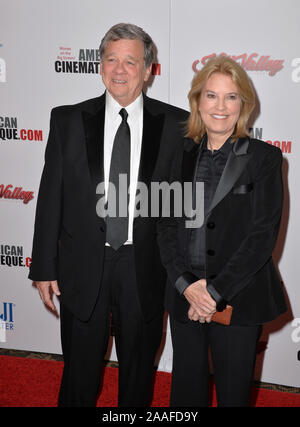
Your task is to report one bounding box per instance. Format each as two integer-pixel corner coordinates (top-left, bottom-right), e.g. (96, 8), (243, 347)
(138, 101), (165, 186)
(182, 139), (203, 248)
(133, 100), (165, 230)
(182, 138), (204, 184)
(182, 138), (205, 224)
(81, 96), (105, 194)
(207, 137), (251, 214)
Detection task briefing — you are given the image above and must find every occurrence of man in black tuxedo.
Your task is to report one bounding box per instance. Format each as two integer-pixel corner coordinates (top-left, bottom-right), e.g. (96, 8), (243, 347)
(29, 23), (188, 407)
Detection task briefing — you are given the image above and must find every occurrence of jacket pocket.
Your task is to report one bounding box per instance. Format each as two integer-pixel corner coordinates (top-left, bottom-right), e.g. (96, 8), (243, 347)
(232, 183), (254, 194)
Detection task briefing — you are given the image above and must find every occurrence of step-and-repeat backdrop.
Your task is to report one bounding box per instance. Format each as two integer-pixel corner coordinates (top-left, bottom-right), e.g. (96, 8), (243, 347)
(1, 0), (300, 387)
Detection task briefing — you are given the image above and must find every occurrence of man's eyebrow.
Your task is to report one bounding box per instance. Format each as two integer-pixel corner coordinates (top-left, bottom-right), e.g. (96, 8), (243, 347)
(105, 52), (138, 61)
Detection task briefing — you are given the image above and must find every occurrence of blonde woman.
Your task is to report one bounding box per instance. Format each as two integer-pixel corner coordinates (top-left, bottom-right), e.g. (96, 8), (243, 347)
(157, 56), (287, 407)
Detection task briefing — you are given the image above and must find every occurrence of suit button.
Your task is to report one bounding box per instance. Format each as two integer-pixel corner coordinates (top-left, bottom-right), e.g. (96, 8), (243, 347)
(207, 249), (215, 256)
(207, 221), (215, 229)
(100, 226), (105, 232)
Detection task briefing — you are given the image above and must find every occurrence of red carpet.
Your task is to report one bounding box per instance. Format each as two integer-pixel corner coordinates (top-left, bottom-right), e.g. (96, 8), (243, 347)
(0, 355), (299, 407)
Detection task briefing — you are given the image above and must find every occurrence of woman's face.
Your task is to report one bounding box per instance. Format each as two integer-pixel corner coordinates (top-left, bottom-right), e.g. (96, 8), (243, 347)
(199, 72), (241, 141)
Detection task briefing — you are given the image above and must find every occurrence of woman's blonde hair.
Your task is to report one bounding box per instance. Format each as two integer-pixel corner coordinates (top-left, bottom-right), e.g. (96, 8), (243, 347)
(186, 55), (256, 142)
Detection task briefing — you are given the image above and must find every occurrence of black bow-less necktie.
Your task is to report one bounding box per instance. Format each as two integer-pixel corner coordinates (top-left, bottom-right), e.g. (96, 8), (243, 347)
(106, 108), (131, 250)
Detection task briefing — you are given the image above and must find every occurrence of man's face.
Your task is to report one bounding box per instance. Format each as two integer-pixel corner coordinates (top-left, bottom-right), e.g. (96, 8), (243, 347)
(100, 39), (152, 107)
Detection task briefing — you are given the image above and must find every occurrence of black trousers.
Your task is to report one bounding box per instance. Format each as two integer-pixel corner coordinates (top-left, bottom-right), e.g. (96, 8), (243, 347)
(58, 245), (163, 407)
(170, 317), (262, 407)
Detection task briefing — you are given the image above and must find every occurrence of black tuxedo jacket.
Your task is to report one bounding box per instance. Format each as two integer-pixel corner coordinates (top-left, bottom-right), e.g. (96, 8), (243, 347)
(29, 93), (189, 322)
(157, 136), (287, 325)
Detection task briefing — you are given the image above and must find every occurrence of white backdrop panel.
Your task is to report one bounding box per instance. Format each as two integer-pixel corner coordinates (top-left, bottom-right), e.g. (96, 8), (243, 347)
(1, 0), (300, 388)
(169, 0), (300, 387)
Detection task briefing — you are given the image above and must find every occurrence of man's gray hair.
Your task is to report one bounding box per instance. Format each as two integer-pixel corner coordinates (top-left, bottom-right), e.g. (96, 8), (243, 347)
(99, 23), (155, 68)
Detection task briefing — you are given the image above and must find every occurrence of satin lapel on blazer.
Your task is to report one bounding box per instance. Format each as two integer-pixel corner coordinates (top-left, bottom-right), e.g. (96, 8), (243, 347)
(82, 98), (105, 196)
(207, 137), (251, 214)
(81, 96), (106, 230)
(182, 139), (202, 185)
(182, 139), (204, 250)
(182, 138), (207, 221)
(137, 102), (165, 187)
(133, 101), (164, 231)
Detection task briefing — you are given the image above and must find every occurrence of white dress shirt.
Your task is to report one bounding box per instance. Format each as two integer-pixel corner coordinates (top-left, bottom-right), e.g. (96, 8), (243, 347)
(104, 91), (143, 245)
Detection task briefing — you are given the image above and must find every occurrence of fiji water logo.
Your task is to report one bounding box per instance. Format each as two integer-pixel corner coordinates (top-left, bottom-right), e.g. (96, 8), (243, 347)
(0, 302), (15, 324)
(0, 302), (15, 342)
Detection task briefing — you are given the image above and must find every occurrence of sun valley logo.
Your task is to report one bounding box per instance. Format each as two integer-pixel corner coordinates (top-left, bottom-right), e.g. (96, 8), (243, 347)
(0, 184), (34, 204)
(193, 53), (284, 76)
